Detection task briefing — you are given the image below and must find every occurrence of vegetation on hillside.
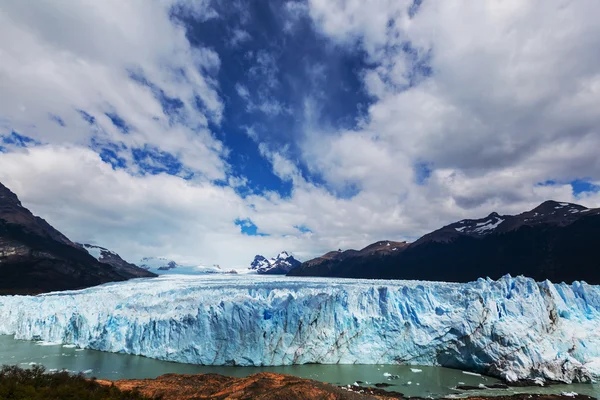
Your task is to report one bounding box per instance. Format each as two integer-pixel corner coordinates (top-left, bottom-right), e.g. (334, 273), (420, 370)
(0, 365), (156, 400)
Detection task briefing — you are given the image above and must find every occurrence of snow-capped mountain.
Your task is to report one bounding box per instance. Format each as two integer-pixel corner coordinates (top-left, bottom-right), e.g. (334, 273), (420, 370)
(291, 200), (600, 284)
(79, 244), (152, 278)
(249, 251), (301, 274)
(420, 200), (599, 243)
(139, 256), (237, 275)
(0, 274), (598, 384)
(139, 257), (179, 271)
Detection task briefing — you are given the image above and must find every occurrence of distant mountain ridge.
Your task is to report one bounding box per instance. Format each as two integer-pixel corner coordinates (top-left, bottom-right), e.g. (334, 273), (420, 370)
(250, 251), (301, 274)
(137, 256), (237, 275)
(139, 256), (179, 271)
(0, 182), (155, 295)
(79, 243), (152, 278)
(289, 200), (600, 284)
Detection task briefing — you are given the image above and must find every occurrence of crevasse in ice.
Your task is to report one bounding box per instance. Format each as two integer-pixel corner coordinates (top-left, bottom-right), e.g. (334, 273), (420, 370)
(0, 274), (598, 383)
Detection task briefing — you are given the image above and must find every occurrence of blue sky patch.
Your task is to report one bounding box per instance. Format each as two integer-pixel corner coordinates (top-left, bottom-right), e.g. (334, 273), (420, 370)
(235, 218), (269, 236)
(77, 109), (96, 125)
(105, 112), (130, 134)
(128, 70), (186, 124)
(571, 179), (600, 195)
(294, 225), (312, 234)
(99, 148), (127, 170)
(414, 162), (433, 185)
(1, 131), (39, 148)
(132, 145), (184, 176)
(172, 1), (375, 199)
(48, 113), (66, 127)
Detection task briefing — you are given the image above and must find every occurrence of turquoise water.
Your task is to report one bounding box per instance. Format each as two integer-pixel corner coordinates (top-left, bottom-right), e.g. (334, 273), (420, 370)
(0, 335), (597, 398)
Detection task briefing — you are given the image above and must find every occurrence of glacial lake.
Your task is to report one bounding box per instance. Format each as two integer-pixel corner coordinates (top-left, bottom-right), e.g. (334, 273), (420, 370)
(1, 335), (598, 398)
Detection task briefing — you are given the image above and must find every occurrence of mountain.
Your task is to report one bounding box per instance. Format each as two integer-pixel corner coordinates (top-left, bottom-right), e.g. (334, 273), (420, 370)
(299, 241), (409, 274)
(249, 251), (301, 274)
(79, 243), (153, 278)
(0, 182), (155, 295)
(139, 256), (237, 275)
(139, 256), (180, 271)
(289, 200), (600, 284)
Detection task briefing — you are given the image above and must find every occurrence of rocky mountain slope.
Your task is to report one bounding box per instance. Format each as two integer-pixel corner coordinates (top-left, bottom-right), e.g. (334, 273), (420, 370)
(80, 244), (151, 278)
(250, 251), (301, 274)
(0, 182), (155, 295)
(289, 201), (600, 284)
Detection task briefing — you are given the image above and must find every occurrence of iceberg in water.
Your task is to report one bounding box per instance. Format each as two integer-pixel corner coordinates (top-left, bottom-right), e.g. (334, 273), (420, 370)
(0, 274), (598, 383)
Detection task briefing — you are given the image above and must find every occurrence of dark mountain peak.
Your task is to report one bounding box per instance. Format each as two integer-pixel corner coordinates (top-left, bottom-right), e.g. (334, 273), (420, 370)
(249, 251), (301, 274)
(0, 182), (155, 294)
(0, 182), (22, 208)
(250, 255), (268, 270)
(80, 243), (152, 278)
(529, 200), (587, 215)
(294, 240), (409, 274)
(290, 199), (600, 284)
(0, 183), (75, 248)
(360, 240), (409, 254)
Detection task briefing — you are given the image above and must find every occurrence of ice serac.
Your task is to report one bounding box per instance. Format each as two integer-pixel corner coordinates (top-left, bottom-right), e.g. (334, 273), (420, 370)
(0, 275), (598, 384)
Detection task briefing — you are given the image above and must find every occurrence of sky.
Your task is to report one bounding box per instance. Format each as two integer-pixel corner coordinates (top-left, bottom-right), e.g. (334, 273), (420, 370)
(1, 0), (599, 268)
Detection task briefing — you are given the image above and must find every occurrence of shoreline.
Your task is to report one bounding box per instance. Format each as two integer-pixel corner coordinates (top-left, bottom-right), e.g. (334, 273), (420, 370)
(97, 372), (597, 400)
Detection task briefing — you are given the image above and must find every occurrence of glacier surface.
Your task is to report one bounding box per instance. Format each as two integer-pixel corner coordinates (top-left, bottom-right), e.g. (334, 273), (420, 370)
(0, 274), (598, 383)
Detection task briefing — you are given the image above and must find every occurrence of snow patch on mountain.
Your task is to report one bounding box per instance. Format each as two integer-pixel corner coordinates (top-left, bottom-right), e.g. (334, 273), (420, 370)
(453, 213), (506, 236)
(79, 244), (116, 261)
(139, 257), (179, 271)
(249, 251), (301, 274)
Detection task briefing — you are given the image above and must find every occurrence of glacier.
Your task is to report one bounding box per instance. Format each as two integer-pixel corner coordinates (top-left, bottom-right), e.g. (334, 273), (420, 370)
(0, 274), (599, 384)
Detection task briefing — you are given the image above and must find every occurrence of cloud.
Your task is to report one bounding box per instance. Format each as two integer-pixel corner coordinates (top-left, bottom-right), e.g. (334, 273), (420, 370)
(229, 27), (252, 47)
(299, 0), (600, 213)
(1, 0), (600, 270)
(0, 146), (309, 266)
(0, 0), (226, 179)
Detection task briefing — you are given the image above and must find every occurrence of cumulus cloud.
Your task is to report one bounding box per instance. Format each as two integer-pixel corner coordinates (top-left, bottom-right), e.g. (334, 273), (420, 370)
(301, 0), (600, 212)
(1, 0), (600, 269)
(0, 0), (225, 179)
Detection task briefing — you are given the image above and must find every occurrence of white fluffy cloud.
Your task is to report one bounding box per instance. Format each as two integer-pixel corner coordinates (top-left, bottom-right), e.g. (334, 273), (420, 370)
(0, 0), (225, 179)
(1, 0), (600, 269)
(302, 0), (600, 211)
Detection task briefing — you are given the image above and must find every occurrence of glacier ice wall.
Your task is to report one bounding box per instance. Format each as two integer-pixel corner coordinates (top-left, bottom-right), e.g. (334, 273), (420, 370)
(0, 274), (598, 383)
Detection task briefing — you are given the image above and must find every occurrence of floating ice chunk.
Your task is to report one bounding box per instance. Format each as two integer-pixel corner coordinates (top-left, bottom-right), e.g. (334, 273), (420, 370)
(462, 371), (481, 377)
(410, 368), (423, 373)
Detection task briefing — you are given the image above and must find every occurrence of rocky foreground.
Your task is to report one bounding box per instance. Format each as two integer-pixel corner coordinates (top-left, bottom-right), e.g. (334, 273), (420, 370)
(98, 372), (595, 400)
